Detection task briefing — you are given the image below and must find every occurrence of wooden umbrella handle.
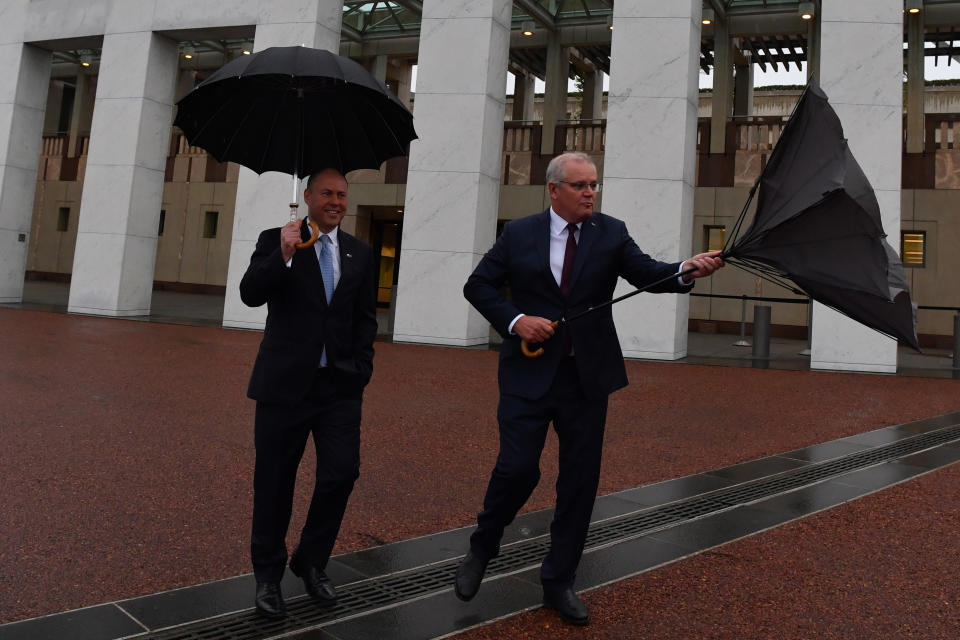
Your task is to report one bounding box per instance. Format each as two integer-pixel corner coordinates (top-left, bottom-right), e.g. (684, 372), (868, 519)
(295, 218), (320, 250)
(520, 320), (560, 358)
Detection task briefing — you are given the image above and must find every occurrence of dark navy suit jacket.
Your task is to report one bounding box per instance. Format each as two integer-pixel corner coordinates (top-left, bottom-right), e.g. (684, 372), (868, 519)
(464, 210), (692, 401)
(240, 219), (377, 406)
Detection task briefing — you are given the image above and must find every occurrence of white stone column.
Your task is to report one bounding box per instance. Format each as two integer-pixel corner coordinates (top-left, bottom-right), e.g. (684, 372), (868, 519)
(581, 70), (603, 120)
(0, 43), (50, 303)
(392, 0), (511, 346)
(222, 0), (343, 329)
(540, 32), (569, 154)
(67, 30), (178, 316)
(604, 0), (701, 360)
(811, 0), (902, 373)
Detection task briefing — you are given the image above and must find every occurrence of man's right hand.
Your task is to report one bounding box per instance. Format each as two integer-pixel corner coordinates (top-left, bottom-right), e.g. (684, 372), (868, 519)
(280, 220), (301, 262)
(513, 315), (556, 343)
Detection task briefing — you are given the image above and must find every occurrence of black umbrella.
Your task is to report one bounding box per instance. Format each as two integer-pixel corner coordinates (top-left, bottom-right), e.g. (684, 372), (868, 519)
(173, 45), (417, 248)
(521, 77), (919, 357)
(723, 76), (919, 351)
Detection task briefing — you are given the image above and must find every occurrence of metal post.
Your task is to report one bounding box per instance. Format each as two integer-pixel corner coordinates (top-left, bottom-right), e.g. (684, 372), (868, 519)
(752, 305), (771, 361)
(799, 300), (812, 356)
(733, 295), (751, 347)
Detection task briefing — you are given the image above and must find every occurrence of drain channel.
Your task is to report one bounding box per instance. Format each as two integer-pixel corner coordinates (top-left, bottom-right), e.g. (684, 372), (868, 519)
(135, 422), (960, 640)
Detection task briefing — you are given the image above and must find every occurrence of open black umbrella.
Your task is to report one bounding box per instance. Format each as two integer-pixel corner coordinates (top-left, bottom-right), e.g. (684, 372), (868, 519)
(174, 45), (417, 248)
(723, 76), (919, 351)
(521, 76), (919, 357)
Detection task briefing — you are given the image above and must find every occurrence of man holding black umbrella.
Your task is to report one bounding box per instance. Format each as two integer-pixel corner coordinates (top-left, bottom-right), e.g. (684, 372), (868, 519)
(240, 168), (378, 618)
(455, 152), (722, 625)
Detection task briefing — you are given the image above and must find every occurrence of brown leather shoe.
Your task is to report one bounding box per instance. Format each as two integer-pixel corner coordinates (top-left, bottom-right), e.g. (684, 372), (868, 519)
(254, 581), (286, 618)
(543, 587), (589, 625)
(290, 552), (337, 606)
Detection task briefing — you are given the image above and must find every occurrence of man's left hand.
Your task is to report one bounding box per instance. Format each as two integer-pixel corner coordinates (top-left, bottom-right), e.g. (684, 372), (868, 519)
(682, 250), (725, 282)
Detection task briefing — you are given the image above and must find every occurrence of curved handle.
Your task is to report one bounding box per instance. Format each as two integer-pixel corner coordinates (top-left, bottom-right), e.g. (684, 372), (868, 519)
(295, 219), (320, 250)
(520, 320), (560, 358)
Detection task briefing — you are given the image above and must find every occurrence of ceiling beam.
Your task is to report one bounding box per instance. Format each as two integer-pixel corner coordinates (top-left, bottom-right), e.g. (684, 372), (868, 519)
(392, 0), (422, 15)
(515, 0), (557, 32)
(341, 24), (363, 43)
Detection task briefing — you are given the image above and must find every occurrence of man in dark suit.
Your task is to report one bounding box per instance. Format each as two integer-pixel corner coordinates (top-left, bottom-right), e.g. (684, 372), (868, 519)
(240, 168), (377, 618)
(455, 152), (722, 625)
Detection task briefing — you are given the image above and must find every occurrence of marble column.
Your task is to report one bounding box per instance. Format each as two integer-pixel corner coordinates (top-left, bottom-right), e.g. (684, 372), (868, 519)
(603, 0), (701, 360)
(0, 43), (50, 303)
(512, 70), (535, 121)
(905, 9), (924, 154)
(392, 0), (511, 346)
(221, 0), (343, 329)
(540, 31), (569, 154)
(581, 70), (604, 120)
(812, 0), (902, 372)
(709, 16), (732, 154)
(67, 72), (89, 157)
(67, 28), (178, 316)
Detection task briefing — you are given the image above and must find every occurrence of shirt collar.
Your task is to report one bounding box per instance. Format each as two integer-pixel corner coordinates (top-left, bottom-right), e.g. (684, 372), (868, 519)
(549, 208), (580, 237)
(318, 225), (339, 246)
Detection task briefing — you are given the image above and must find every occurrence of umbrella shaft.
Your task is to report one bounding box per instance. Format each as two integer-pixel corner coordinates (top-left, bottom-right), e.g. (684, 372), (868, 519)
(564, 266), (697, 324)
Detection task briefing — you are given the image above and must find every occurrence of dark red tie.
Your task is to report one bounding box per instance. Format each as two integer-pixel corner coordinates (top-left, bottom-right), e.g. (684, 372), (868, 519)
(560, 223), (577, 295)
(560, 223), (577, 355)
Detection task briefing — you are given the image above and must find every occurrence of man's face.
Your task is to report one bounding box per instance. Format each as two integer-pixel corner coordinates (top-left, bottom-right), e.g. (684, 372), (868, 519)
(548, 160), (597, 224)
(304, 170), (348, 233)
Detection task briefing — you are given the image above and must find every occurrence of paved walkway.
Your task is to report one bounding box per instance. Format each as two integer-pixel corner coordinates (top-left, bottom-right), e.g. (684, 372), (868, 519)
(1, 286), (959, 639)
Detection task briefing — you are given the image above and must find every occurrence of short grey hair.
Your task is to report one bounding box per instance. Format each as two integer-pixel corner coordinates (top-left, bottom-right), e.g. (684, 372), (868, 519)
(545, 152), (596, 185)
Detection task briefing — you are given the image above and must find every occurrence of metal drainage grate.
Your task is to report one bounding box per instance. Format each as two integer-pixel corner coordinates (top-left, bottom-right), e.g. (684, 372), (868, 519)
(135, 422), (960, 640)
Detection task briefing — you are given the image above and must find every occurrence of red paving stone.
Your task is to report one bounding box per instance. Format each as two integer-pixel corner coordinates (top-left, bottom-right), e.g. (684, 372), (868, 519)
(1, 306), (959, 630)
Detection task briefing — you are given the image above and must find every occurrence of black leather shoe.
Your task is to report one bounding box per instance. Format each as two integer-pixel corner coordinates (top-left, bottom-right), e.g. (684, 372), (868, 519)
(454, 550), (489, 601)
(290, 553), (337, 606)
(543, 587), (589, 625)
(255, 581), (286, 618)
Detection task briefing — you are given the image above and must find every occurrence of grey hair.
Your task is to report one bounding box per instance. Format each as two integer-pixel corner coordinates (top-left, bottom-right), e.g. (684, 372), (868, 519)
(545, 152), (596, 185)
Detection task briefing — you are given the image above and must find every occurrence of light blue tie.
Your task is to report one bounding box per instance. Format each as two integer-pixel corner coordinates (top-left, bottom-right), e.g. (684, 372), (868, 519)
(319, 234), (334, 367)
(319, 234), (334, 304)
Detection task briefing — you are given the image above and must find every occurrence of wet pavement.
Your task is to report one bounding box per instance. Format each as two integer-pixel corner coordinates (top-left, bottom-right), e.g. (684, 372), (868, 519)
(1, 285), (959, 639)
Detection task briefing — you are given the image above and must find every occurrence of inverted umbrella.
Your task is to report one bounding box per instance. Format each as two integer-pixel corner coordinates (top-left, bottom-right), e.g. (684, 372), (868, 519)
(522, 76), (919, 357)
(722, 76), (919, 351)
(174, 45), (417, 248)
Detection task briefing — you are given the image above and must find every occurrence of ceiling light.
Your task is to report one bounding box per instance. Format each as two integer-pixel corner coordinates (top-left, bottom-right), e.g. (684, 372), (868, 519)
(182, 44), (195, 60)
(241, 41), (253, 55)
(521, 21), (535, 37)
(607, 15), (613, 31)
(702, 8), (714, 26)
(79, 52), (92, 67)
(798, 2), (815, 20)
(906, 0), (922, 12)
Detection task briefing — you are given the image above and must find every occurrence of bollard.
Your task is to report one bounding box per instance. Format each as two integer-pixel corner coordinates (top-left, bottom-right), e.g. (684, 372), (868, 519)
(954, 313), (959, 370)
(733, 295), (751, 347)
(752, 305), (771, 360)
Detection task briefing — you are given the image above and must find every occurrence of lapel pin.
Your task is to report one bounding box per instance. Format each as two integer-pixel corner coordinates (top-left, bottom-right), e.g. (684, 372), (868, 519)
(346, 253), (352, 258)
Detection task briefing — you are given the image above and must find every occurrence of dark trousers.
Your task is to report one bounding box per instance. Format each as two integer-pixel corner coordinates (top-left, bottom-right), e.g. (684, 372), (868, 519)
(251, 369), (363, 583)
(470, 357), (608, 590)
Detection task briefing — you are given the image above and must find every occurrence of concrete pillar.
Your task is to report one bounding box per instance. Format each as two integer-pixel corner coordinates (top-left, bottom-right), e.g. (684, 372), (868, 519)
(812, 0), (902, 373)
(709, 15), (732, 154)
(905, 9), (925, 154)
(67, 29), (177, 317)
(581, 69), (603, 120)
(807, 10), (821, 81)
(512, 70), (535, 120)
(371, 54), (388, 84)
(733, 58), (754, 117)
(222, 0), (343, 330)
(0, 43), (50, 303)
(392, 60), (413, 109)
(392, 0), (511, 346)
(604, 0), (701, 359)
(67, 72), (89, 157)
(540, 31), (569, 154)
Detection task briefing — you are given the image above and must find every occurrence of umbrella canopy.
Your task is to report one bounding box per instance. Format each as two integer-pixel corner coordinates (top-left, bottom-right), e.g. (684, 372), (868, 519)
(724, 76), (919, 351)
(173, 46), (417, 178)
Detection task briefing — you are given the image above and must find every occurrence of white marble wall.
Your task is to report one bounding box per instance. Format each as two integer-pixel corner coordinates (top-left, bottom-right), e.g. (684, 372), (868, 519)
(0, 44), (50, 303)
(392, 0), (511, 346)
(67, 30), (178, 316)
(604, 0), (701, 360)
(221, 0), (344, 329)
(812, 0), (902, 373)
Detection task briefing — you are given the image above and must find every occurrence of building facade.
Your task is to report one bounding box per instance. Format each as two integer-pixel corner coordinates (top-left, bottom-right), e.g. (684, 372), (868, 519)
(3, 0), (959, 373)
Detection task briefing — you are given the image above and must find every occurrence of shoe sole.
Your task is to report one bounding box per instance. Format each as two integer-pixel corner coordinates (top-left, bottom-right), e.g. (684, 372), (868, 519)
(543, 602), (589, 626)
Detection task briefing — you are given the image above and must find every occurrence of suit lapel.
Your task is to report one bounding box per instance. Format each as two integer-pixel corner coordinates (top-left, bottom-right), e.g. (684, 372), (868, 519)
(295, 219), (329, 307)
(535, 210), (562, 296)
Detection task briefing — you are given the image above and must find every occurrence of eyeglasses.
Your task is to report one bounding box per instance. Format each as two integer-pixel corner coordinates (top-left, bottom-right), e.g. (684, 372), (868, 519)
(558, 181), (602, 193)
